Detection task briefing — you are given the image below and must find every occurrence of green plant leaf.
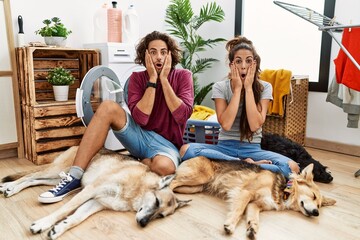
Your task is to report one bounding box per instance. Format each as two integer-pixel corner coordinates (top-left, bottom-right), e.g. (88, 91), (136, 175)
(194, 83), (215, 105)
(165, 0), (226, 105)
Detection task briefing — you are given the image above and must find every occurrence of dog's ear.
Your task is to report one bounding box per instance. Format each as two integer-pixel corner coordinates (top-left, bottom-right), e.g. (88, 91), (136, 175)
(176, 198), (192, 209)
(321, 196), (336, 206)
(300, 163), (314, 182)
(159, 174), (176, 189)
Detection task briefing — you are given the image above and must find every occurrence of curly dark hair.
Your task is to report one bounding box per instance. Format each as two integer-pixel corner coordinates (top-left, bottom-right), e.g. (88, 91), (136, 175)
(134, 31), (182, 69)
(226, 36), (264, 142)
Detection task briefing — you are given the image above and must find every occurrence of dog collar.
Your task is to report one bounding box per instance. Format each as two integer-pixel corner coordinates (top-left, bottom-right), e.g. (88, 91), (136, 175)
(283, 180), (293, 200)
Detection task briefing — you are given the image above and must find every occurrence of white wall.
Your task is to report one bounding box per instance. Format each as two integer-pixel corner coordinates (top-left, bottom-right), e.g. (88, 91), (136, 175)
(306, 0), (360, 146)
(8, 0), (360, 147)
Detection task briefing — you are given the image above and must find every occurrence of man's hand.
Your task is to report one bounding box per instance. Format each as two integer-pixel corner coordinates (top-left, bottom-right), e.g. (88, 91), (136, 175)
(145, 50), (158, 81)
(159, 51), (172, 83)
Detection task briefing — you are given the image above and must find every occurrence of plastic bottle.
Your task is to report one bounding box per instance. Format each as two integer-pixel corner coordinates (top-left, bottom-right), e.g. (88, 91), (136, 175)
(123, 4), (140, 45)
(93, 3), (108, 43)
(107, 1), (122, 42)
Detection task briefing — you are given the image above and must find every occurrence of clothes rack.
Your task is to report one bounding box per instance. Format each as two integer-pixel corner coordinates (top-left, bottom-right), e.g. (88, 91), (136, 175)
(274, 1), (360, 71)
(274, 1), (360, 178)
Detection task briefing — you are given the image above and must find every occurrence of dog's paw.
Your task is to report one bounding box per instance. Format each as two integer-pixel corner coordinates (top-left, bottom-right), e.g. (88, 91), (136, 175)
(246, 226), (257, 240)
(30, 218), (53, 234)
(47, 221), (67, 240)
(224, 224), (235, 235)
(0, 183), (6, 194)
(0, 183), (16, 197)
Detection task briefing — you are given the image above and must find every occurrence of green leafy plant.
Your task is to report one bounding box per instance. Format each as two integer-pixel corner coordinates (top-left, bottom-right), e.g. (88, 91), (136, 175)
(165, 0), (226, 105)
(47, 67), (75, 86)
(35, 17), (72, 38)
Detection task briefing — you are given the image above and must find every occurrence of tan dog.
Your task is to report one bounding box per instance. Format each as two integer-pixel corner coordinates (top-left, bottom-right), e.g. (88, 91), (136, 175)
(0, 146), (189, 240)
(170, 156), (336, 240)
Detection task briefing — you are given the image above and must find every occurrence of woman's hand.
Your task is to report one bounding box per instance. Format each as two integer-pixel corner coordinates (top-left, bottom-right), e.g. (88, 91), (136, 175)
(145, 50), (157, 81)
(230, 63), (242, 92)
(244, 60), (256, 90)
(159, 51), (172, 82)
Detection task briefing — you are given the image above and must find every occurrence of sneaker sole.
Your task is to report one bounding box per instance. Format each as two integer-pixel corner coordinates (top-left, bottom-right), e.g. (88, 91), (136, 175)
(38, 187), (82, 204)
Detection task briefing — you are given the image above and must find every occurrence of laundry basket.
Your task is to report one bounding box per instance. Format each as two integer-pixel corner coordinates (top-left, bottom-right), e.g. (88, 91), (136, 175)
(183, 119), (220, 145)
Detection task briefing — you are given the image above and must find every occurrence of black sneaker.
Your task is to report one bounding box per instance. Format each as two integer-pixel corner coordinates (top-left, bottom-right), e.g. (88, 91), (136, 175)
(38, 172), (81, 203)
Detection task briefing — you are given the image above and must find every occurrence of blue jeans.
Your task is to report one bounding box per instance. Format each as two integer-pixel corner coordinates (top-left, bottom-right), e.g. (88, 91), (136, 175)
(182, 140), (293, 178)
(112, 112), (180, 167)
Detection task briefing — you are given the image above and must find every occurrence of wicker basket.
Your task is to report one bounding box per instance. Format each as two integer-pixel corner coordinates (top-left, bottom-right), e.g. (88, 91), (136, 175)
(262, 78), (308, 145)
(183, 78), (309, 146)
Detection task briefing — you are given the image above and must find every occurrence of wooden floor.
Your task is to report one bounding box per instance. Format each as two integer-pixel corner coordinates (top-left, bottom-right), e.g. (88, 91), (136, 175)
(1, 148), (359, 240)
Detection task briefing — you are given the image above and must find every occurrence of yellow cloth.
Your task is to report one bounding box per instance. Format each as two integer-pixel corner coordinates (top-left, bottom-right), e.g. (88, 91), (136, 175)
(259, 69), (292, 116)
(190, 105), (216, 120)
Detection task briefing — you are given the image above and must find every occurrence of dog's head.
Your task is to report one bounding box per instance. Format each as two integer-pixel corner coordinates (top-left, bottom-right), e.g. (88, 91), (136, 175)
(308, 158), (333, 183)
(286, 164), (336, 217)
(136, 175), (191, 227)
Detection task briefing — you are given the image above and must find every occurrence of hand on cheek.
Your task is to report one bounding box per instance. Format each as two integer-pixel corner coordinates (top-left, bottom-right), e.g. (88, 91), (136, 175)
(160, 51), (172, 82)
(146, 50), (157, 80)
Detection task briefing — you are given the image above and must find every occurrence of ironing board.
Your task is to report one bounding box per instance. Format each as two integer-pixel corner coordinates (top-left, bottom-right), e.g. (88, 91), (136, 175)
(274, 1), (360, 71)
(274, 1), (360, 177)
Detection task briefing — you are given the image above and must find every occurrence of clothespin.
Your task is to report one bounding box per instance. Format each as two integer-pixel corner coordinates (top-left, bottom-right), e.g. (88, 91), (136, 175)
(329, 16), (336, 26)
(349, 20), (352, 32)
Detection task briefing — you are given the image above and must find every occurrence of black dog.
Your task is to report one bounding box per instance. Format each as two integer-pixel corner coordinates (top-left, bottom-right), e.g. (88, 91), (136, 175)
(261, 133), (333, 183)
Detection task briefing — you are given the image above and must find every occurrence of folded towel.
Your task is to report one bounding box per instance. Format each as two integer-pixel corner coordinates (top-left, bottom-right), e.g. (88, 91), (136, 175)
(190, 105), (216, 120)
(260, 69), (292, 116)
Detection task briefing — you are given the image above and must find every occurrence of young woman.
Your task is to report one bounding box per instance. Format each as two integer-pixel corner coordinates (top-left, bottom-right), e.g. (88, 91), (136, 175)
(180, 36), (299, 178)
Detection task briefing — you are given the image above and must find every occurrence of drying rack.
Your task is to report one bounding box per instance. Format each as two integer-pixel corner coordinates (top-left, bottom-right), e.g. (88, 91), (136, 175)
(274, 1), (360, 71)
(274, 1), (360, 178)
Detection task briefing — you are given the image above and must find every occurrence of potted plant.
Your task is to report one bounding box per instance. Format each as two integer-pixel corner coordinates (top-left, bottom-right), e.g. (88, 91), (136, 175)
(47, 67), (75, 101)
(165, 0), (226, 105)
(35, 17), (72, 47)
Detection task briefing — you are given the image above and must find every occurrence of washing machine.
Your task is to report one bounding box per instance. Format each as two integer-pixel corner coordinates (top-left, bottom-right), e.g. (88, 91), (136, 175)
(77, 43), (145, 150)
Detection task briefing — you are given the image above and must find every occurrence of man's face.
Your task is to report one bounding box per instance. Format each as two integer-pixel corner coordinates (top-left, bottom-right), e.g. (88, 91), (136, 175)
(148, 40), (168, 74)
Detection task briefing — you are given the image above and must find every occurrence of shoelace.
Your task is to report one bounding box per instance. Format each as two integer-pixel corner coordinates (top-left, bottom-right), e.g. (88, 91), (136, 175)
(50, 172), (73, 193)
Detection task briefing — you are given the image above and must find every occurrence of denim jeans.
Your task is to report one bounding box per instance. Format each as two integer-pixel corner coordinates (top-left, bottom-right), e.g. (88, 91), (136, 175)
(113, 112), (180, 167)
(182, 140), (293, 178)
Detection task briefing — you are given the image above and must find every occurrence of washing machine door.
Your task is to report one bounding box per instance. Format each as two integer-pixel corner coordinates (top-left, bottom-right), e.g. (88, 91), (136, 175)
(75, 66), (127, 127)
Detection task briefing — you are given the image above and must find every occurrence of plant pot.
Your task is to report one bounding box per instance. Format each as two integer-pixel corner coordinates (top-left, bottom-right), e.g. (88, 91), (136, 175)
(53, 85), (69, 101)
(44, 36), (67, 47)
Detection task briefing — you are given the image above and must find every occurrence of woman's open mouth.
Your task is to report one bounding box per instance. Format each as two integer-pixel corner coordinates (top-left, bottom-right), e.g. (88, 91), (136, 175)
(241, 73), (246, 80)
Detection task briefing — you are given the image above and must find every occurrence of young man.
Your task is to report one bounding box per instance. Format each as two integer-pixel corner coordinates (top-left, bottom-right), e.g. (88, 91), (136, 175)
(39, 31), (194, 203)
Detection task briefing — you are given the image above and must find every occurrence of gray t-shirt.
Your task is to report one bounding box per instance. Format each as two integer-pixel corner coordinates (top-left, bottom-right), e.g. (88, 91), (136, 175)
(211, 79), (273, 143)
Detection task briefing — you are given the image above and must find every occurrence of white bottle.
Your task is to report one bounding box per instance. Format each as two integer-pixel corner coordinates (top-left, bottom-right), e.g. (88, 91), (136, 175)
(123, 4), (140, 45)
(93, 3), (108, 43)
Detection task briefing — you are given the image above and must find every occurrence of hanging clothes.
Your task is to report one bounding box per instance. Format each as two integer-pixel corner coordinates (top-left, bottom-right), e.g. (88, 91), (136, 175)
(326, 75), (360, 128)
(333, 27), (360, 92)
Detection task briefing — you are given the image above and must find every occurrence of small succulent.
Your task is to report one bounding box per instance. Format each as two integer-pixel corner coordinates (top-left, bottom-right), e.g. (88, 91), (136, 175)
(35, 17), (72, 38)
(47, 67), (75, 86)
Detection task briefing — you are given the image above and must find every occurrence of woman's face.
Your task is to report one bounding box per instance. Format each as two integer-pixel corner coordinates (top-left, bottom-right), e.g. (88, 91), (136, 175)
(232, 49), (254, 81)
(148, 39), (168, 74)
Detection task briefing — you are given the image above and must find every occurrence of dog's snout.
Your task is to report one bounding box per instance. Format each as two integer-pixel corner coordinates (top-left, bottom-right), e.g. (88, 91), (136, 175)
(312, 209), (319, 216)
(138, 218), (149, 227)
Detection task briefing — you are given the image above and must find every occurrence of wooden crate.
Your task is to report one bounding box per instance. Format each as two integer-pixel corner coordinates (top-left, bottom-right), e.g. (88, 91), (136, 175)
(16, 47), (100, 164)
(16, 47), (100, 106)
(22, 102), (85, 164)
(262, 78), (309, 145)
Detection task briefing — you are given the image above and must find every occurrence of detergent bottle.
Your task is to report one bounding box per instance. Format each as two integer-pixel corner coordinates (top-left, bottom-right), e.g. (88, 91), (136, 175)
(93, 3), (108, 43)
(107, 1), (122, 42)
(123, 4), (140, 45)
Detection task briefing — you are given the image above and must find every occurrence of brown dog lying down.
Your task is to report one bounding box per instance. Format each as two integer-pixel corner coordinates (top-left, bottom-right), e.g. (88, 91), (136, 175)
(170, 156), (336, 240)
(0, 146), (190, 240)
